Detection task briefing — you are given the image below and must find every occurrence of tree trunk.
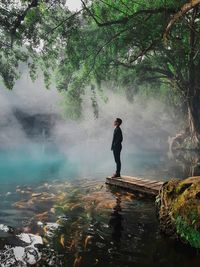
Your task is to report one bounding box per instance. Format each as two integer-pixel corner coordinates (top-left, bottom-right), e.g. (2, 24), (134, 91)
(187, 7), (200, 149)
(168, 96), (200, 151)
(187, 97), (200, 149)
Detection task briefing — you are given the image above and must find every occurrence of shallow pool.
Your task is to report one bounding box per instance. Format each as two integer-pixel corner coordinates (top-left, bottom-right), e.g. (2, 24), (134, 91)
(0, 143), (199, 266)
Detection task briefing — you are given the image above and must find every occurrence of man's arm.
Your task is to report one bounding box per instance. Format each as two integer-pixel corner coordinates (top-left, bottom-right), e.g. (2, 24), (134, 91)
(113, 128), (123, 147)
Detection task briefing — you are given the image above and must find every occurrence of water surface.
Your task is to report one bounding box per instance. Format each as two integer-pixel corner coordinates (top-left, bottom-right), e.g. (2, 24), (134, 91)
(0, 143), (199, 266)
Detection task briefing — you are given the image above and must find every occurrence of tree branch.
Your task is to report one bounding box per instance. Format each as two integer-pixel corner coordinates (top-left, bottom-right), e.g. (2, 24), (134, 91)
(129, 39), (159, 63)
(81, 0), (176, 27)
(114, 60), (174, 78)
(98, 0), (129, 16)
(11, 0), (39, 36)
(143, 75), (169, 81)
(87, 28), (129, 76)
(164, 0), (200, 39)
(0, 7), (12, 14)
(45, 8), (83, 36)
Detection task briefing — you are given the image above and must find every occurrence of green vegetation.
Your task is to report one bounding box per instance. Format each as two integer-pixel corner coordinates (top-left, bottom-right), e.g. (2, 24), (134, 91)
(158, 177), (200, 248)
(1, 1), (200, 147)
(175, 215), (200, 248)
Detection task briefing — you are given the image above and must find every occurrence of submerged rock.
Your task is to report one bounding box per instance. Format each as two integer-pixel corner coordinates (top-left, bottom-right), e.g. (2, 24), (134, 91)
(43, 222), (61, 238)
(157, 176), (200, 248)
(0, 224), (12, 233)
(0, 230), (43, 266)
(0, 224), (15, 239)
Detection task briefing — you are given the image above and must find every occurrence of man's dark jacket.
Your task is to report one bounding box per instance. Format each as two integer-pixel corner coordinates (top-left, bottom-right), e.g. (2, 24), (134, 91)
(111, 127), (123, 150)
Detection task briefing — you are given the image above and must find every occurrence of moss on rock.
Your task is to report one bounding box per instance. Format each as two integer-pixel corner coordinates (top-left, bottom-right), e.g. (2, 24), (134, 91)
(157, 176), (200, 248)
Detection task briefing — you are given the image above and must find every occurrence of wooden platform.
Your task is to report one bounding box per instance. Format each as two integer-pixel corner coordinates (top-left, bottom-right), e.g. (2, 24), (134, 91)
(106, 175), (164, 196)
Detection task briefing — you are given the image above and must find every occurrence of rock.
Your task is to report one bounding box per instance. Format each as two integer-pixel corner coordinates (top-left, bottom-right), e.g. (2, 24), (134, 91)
(17, 233), (43, 246)
(0, 224), (11, 233)
(23, 246), (41, 265)
(0, 224), (15, 236)
(157, 176), (200, 248)
(32, 193), (42, 197)
(37, 221), (44, 227)
(0, 227), (43, 267)
(43, 223), (61, 238)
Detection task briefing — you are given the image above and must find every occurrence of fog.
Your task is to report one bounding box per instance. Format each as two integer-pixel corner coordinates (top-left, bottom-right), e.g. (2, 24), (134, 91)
(0, 70), (180, 178)
(0, 71), (60, 147)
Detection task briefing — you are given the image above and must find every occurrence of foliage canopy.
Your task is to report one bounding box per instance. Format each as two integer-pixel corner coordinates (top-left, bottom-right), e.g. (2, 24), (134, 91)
(1, 1), (200, 127)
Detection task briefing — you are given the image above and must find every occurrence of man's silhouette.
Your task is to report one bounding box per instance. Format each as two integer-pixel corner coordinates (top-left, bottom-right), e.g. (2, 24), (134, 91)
(111, 118), (123, 178)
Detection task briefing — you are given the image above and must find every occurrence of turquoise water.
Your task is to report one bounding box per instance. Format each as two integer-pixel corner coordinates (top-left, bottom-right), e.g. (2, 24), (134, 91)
(0, 143), (189, 189)
(0, 144), (77, 190)
(0, 143), (199, 267)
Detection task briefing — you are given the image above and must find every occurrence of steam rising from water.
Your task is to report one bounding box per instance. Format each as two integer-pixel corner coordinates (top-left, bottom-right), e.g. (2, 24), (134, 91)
(0, 70), (179, 178)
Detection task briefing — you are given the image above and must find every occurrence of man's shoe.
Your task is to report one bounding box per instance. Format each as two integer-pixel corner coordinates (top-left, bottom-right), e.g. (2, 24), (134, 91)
(111, 173), (121, 178)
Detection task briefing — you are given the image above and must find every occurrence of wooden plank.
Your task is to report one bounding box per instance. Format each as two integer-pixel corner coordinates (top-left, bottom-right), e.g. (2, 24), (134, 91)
(109, 179), (161, 188)
(107, 181), (158, 196)
(120, 176), (164, 185)
(106, 181), (158, 196)
(106, 175), (164, 196)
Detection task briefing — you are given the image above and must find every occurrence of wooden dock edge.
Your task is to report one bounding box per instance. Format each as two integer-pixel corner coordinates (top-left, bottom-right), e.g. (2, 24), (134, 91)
(106, 176), (164, 197)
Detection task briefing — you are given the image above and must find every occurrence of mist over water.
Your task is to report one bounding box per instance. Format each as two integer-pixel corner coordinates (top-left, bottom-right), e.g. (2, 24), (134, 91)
(1, 70), (200, 267)
(0, 70), (181, 184)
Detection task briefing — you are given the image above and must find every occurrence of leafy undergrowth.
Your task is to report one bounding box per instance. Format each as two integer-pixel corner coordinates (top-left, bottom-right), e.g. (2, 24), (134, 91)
(158, 176), (200, 248)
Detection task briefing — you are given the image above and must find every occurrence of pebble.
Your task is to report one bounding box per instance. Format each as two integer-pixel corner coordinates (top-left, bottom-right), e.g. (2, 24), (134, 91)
(32, 193), (42, 197)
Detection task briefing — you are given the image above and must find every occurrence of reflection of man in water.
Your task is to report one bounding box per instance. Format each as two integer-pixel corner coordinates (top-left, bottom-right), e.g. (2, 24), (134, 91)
(109, 196), (123, 242)
(111, 118), (123, 178)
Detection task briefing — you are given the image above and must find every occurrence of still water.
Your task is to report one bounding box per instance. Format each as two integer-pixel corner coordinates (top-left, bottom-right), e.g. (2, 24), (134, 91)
(0, 143), (199, 267)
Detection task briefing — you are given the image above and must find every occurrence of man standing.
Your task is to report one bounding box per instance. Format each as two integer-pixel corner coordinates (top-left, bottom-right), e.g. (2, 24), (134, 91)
(111, 118), (123, 178)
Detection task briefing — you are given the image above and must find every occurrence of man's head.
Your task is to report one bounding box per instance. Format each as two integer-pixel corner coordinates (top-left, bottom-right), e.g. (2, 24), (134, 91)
(114, 118), (122, 127)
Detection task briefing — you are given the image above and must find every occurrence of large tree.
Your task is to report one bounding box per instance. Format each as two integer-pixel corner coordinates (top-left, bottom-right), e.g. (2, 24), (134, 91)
(1, 0), (200, 149)
(64, 0), (200, 149)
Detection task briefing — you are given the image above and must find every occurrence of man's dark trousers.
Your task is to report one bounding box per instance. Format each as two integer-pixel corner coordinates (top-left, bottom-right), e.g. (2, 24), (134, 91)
(113, 148), (121, 176)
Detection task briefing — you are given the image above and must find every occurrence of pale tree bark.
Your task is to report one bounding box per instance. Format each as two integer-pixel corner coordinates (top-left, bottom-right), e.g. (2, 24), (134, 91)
(164, 0), (200, 39)
(187, 97), (200, 147)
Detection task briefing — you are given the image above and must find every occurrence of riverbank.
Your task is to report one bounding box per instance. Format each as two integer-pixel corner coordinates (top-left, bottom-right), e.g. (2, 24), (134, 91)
(157, 176), (200, 249)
